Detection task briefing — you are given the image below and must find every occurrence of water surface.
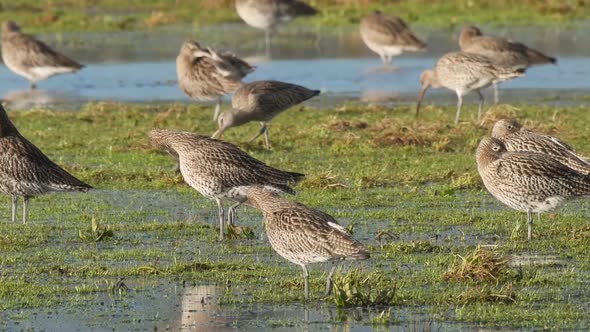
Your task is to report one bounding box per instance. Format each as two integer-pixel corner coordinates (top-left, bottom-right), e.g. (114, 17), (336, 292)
(1, 24), (588, 109)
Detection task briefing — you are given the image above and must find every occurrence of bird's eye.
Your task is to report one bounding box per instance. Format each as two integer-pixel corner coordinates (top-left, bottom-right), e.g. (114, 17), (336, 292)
(492, 145), (500, 152)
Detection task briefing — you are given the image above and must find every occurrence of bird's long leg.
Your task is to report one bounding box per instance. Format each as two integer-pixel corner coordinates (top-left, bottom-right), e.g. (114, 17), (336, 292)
(325, 263), (338, 296)
(227, 201), (243, 226)
(455, 91), (463, 125)
(215, 198), (225, 241)
(248, 122), (267, 145)
(302, 264), (310, 301)
(527, 210), (533, 241)
(476, 89), (485, 122)
(263, 124), (270, 149)
(213, 97), (222, 121)
(29, 81), (37, 90)
(22, 196), (30, 224)
(493, 83), (499, 104)
(11, 195), (17, 223)
(379, 53), (387, 65)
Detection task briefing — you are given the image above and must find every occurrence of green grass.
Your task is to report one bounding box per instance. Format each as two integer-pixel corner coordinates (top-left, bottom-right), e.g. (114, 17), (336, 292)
(0, 0), (587, 33)
(1, 101), (590, 329)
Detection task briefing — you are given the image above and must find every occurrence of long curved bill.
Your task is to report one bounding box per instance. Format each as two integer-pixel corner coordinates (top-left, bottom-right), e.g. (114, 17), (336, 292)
(415, 86), (429, 118)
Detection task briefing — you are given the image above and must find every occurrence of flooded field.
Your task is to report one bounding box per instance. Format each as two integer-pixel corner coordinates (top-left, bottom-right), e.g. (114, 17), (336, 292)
(0, 24), (589, 109)
(1, 102), (590, 330)
(1, 22), (590, 331)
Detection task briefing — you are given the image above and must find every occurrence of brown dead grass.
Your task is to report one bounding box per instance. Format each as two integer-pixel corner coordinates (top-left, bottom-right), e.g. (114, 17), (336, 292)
(444, 246), (510, 283)
(324, 118), (368, 132)
(301, 170), (348, 189)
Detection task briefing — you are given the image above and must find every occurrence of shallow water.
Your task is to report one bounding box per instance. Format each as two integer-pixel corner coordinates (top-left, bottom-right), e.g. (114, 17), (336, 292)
(1, 24), (589, 109)
(2, 281), (463, 331)
(2, 188), (589, 330)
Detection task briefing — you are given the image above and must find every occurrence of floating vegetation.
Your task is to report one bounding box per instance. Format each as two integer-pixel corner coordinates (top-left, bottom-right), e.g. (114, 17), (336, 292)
(225, 224), (256, 240)
(332, 269), (396, 307)
(78, 217), (114, 242)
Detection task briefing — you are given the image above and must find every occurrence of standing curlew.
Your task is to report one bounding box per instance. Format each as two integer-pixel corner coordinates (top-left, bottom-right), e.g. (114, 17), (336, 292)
(176, 40), (256, 121)
(360, 11), (426, 66)
(476, 136), (590, 240)
(1, 21), (84, 90)
(416, 52), (526, 124)
(212, 80), (320, 148)
(235, 0), (318, 55)
(492, 119), (590, 174)
(0, 104), (92, 223)
(149, 129), (304, 241)
(459, 26), (556, 103)
(246, 186), (370, 300)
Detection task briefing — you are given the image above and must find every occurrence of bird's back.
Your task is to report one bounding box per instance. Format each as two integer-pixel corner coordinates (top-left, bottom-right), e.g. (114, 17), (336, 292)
(236, 0), (317, 29)
(502, 130), (590, 175)
(461, 35), (555, 66)
(254, 193), (369, 265)
(150, 129), (303, 197)
(176, 51), (244, 101)
(232, 80), (320, 120)
(479, 149), (590, 213)
(0, 133), (91, 196)
(360, 13), (425, 50)
(436, 52), (525, 92)
(2, 31), (82, 72)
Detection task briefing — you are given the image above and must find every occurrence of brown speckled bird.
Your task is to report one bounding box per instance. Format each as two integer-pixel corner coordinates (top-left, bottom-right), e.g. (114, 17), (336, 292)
(235, 0), (318, 55)
(360, 11), (426, 66)
(459, 26), (556, 103)
(212, 80), (320, 148)
(246, 186), (370, 300)
(149, 129), (304, 241)
(492, 119), (590, 175)
(1, 21), (83, 89)
(416, 52), (526, 124)
(476, 136), (590, 240)
(176, 40), (255, 120)
(0, 104), (92, 223)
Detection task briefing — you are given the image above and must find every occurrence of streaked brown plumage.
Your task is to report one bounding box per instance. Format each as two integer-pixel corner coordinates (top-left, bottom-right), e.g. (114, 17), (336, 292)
(176, 40), (255, 120)
(149, 129), (304, 241)
(459, 26), (556, 103)
(235, 0), (318, 54)
(212, 80), (320, 148)
(0, 104), (92, 223)
(360, 11), (426, 65)
(1, 21), (83, 89)
(492, 119), (590, 175)
(476, 136), (590, 240)
(246, 186), (369, 300)
(416, 52), (526, 124)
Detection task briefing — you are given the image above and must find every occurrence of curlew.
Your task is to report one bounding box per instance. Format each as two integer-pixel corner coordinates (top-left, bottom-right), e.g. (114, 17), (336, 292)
(235, 0), (318, 55)
(1, 21), (83, 90)
(492, 119), (590, 175)
(476, 136), (590, 240)
(246, 186), (370, 300)
(0, 104), (92, 223)
(360, 11), (426, 66)
(459, 26), (556, 103)
(416, 52), (526, 124)
(176, 40), (255, 121)
(212, 80), (320, 148)
(149, 128), (304, 241)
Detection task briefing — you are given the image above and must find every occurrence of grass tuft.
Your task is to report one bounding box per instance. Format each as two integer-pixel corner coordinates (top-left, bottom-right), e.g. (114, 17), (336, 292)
(444, 246), (510, 283)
